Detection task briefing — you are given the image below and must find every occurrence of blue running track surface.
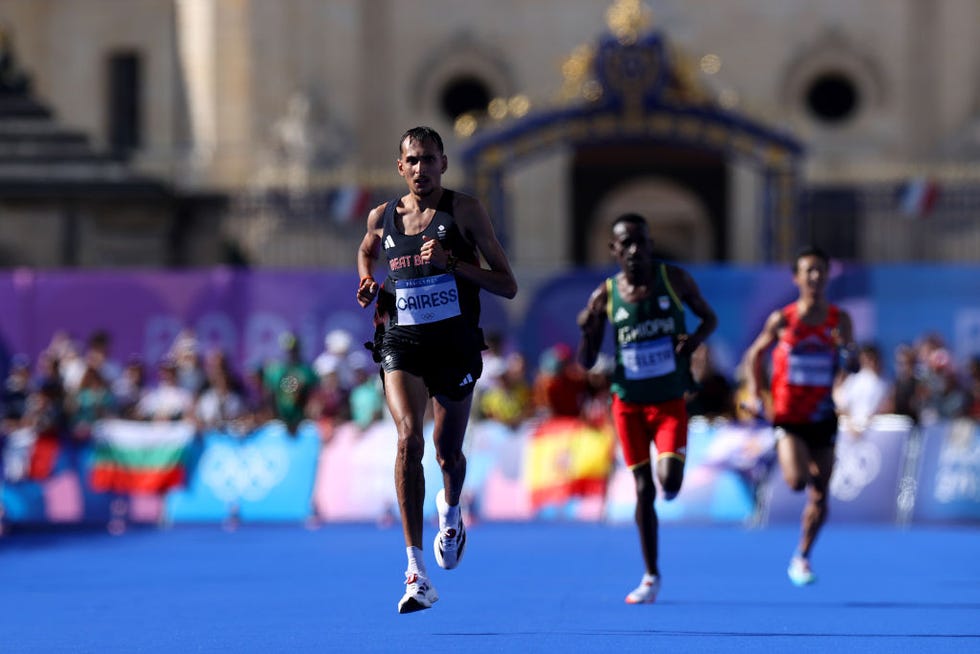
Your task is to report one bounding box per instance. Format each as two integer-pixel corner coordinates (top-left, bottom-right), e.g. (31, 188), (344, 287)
(1, 522), (978, 653)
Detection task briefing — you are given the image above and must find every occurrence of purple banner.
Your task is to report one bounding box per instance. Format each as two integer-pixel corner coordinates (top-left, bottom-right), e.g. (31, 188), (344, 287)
(0, 269), (509, 378)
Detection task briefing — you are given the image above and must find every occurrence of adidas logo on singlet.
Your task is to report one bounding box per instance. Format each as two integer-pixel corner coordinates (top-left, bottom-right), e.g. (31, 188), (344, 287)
(384, 235), (395, 249)
(613, 306), (631, 323)
(459, 373), (474, 387)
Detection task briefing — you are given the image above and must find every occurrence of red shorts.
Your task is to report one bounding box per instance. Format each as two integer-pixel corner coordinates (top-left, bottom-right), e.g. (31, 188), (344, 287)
(611, 395), (688, 469)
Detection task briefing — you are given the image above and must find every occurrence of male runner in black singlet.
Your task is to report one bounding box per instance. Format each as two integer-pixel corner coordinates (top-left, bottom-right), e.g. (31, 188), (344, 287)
(356, 126), (517, 613)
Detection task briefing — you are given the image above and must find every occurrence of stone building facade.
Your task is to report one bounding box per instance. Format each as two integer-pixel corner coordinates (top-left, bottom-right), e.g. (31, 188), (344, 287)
(0, 0), (978, 273)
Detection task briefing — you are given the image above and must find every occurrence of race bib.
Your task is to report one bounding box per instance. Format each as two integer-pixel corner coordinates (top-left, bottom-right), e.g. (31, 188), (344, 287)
(787, 351), (834, 386)
(621, 337), (676, 380)
(394, 274), (461, 325)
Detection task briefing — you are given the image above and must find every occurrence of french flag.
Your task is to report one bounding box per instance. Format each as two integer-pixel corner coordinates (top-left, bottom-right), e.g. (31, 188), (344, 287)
(331, 186), (371, 224)
(898, 178), (939, 218)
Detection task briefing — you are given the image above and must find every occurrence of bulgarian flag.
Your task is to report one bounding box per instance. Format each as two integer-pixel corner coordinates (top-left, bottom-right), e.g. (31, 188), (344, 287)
(523, 416), (615, 508)
(90, 419), (196, 494)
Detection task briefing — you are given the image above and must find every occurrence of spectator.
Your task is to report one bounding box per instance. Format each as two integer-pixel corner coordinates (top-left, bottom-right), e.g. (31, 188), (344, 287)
(112, 356), (147, 420)
(170, 330), (207, 396)
(135, 358), (195, 422)
(834, 342), (891, 435)
(306, 358), (351, 436)
(2, 354), (32, 429)
(967, 356), (980, 421)
(532, 343), (588, 418)
(263, 333), (317, 434)
(886, 343), (920, 424)
(313, 328), (356, 390)
(480, 331), (509, 391)
(47, 331), (84, 393)
(241, 364), (275, 429)
(196, 350), (247, 433)
(23, 378), (70, 480)
(473, 333), (510, 418)
(348, 351), (384, 429)
(918, 347), (969, 424)
(479, 351), (534, 428)
(60, 330), (121, 393)
(66, 365), (116, 441)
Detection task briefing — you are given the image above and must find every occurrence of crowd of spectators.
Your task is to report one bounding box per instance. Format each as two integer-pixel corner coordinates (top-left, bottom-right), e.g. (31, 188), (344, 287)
(2, 325), (977, 480)
(474, 330), (980, 436)
(0, 327), (387, 467)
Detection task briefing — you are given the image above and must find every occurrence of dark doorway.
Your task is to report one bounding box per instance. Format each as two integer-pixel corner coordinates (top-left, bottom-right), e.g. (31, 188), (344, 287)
(571, 144), (727, 264)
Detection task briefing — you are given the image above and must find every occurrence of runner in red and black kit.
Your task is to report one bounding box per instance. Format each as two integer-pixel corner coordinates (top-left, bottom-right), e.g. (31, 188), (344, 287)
(577, 213), (717, 605)
(743, 245), (856, 586)
(356, 126), (517, 614)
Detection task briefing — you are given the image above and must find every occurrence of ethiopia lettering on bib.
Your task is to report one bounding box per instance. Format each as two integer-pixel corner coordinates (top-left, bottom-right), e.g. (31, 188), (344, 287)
(787, 351), (834, 387)
(394, 274), (461, 325)
(621, 336), (677, 380)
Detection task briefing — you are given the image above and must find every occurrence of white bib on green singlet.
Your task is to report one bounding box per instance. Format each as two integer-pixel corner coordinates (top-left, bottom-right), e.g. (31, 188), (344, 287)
(621, 336), (676, 380)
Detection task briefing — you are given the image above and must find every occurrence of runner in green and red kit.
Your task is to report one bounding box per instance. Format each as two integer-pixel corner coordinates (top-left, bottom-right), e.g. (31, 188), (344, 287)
(577, 213), (717, 604)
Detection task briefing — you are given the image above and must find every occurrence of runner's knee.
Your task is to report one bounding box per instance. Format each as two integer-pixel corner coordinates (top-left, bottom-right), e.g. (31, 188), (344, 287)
(657, 458), (684, 499)
(436, 449), (465, 472)
(658, 472), (682, 499)
(633, 467), (656, 504)
(783, 471), (807, 492)
(396, 429), (425, 463)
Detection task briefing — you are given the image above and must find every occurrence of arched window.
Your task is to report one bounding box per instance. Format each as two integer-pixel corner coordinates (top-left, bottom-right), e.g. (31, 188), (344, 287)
(440, 76), (493, 122)
(805, 71), (860, 124)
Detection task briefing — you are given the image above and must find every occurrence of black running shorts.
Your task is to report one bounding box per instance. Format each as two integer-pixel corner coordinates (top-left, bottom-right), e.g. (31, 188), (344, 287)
(379, 326), (485, 401)
(773, 417), (838, 450)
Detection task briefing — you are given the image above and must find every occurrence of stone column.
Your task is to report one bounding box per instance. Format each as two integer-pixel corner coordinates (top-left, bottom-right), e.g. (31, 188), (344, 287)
(356, 0), (394, 169)
(906, 0), (939, 158)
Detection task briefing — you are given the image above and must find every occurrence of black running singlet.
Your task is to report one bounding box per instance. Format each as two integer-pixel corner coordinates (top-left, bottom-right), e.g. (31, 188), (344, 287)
(376, 190), (481, 340)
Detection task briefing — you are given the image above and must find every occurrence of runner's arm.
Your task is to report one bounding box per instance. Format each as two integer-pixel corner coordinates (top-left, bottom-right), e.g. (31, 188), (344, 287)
(448, 194), (518, 299)
(577, 282), (608, 370)
(670, 266), (718, 357)
(356, 204), (386, 308)
(742, 309), (783, 409)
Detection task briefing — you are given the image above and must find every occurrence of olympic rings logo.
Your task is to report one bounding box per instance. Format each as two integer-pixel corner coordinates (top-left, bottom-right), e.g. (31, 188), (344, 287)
(199, 441), (291, 503)
(830, 440), (882, 501)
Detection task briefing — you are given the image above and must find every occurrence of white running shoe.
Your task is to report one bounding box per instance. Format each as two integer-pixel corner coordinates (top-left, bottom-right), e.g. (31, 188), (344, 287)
(625, 574), (660, 604)
(433, 489), (466, 570)
(787, 556), (816, 586)
(397, 572), (439, 614)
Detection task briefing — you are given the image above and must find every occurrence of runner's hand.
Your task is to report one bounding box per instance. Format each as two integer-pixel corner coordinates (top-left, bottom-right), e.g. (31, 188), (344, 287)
(357, 276), (378, 307)
(420, 235), (448, 268)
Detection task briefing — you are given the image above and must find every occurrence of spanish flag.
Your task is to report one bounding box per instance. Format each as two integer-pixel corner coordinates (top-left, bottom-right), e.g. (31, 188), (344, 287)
(523, 417), (615, 509)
